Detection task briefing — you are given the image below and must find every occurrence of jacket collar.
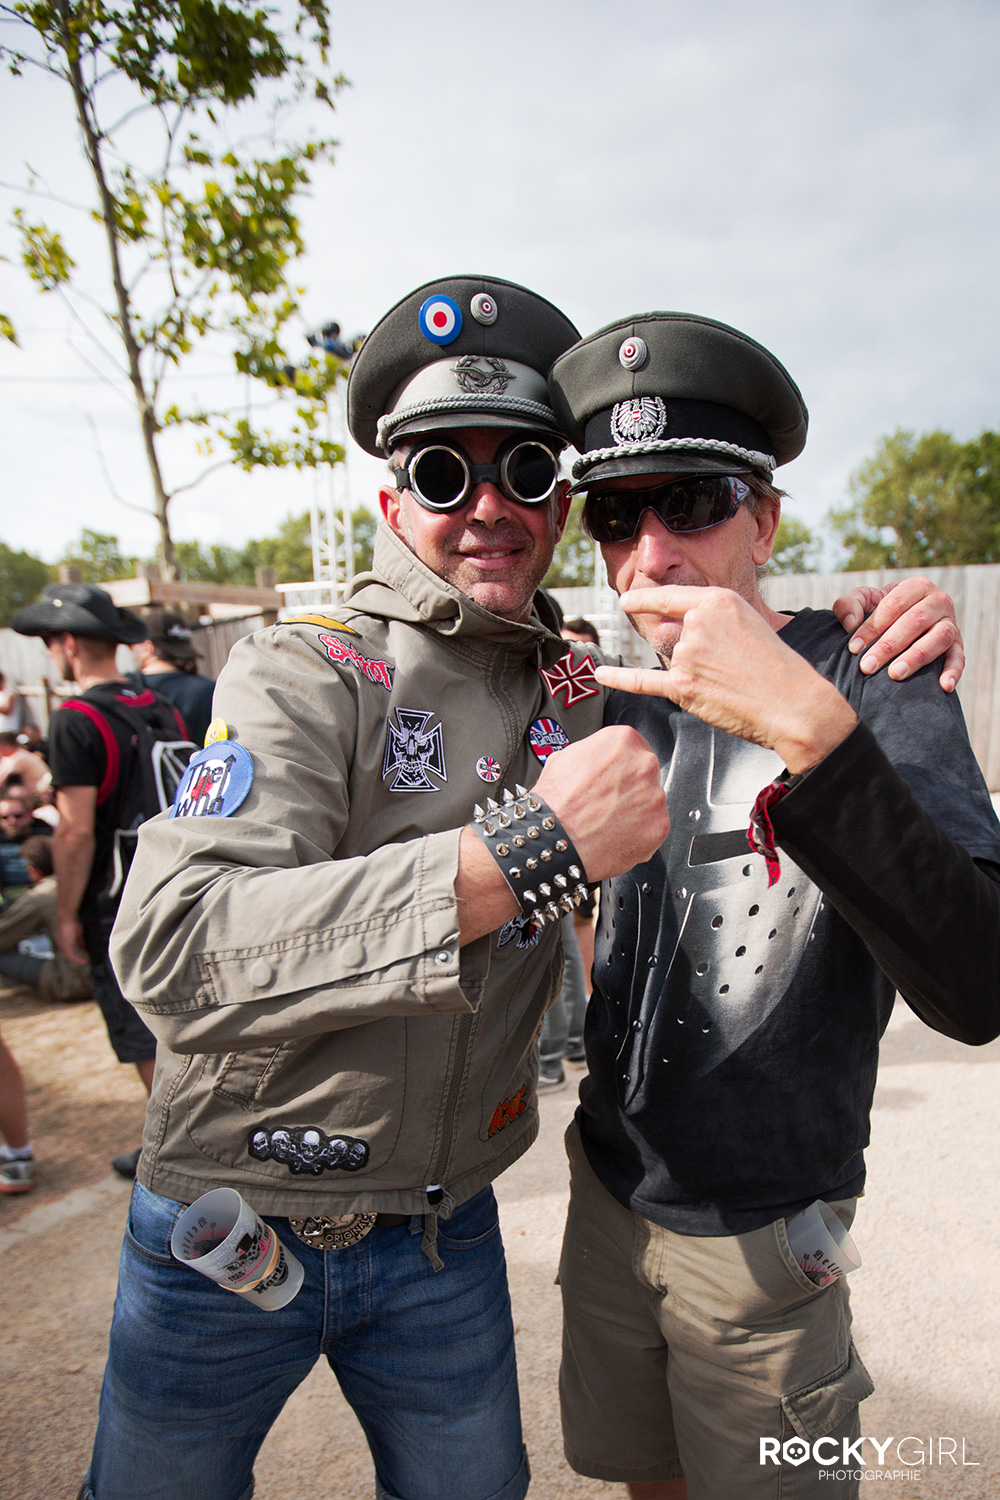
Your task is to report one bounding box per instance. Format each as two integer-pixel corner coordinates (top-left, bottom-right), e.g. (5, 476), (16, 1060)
(347, 522), (565, 654)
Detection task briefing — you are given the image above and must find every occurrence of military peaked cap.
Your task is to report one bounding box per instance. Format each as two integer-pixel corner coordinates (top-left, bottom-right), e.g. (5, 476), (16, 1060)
(548, 312), (808, 488)
(348, 274), (579, 456)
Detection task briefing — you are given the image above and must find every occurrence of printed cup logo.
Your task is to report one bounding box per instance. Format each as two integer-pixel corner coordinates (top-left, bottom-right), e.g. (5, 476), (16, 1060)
(785, 1200), (861, 1286)
(171, 1187), (304, 1311)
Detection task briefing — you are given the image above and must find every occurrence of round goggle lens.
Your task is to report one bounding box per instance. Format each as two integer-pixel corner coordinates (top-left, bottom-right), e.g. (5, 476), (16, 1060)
(409, 447), (468, 509)
(504, 442), (559, 502)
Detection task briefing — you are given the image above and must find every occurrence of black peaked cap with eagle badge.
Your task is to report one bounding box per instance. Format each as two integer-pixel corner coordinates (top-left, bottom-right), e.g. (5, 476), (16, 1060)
(347, 274), (579, 456)
(548, 311), (808, 490)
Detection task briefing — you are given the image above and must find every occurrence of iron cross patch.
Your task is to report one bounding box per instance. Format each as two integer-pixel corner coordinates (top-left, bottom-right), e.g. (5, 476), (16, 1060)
(540, 650), (601, 707)
(382, 708), (447, 792)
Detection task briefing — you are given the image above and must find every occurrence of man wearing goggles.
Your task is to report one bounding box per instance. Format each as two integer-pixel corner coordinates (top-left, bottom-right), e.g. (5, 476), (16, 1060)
(547, 312), (1000, 1499)
(91, 275), (670, 1500)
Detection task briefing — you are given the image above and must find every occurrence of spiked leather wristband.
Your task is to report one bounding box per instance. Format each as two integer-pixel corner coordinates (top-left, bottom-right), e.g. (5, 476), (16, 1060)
(470, 785), (590, 925)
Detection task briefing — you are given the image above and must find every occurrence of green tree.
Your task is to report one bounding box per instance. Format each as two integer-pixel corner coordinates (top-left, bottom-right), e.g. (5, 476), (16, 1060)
(0, 540), (52, 625)
(543, 502), (596, 588)
(2, 1), (347, 578)
(768, 514), (820, 574)
(828, 428), (1000, 568)
(58, 527), (139, 581)
(174, 507), (377, 585)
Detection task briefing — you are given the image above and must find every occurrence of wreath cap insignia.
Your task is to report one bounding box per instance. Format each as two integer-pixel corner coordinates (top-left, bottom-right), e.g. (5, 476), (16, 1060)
(611, 395), (667, 445)
(453, 355), (515, 395)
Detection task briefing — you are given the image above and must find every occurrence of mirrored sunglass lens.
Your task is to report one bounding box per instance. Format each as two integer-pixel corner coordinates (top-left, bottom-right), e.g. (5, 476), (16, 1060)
(587, 477), (744, 541)
(506, 443), (557, 501)
(663, 477), (738, 531)
(411, 448), (468, 506)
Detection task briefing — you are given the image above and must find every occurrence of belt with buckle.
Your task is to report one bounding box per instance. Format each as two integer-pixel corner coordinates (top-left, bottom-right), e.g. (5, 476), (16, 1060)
(287, 1212), (411, 1251)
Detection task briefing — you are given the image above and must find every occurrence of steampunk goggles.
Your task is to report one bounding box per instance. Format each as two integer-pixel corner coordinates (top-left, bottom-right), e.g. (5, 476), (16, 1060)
(583, 474), (751, 544)
(392, 438), (561, 512)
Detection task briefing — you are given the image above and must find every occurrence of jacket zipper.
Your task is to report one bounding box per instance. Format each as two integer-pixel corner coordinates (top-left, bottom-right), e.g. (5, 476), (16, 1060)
(426, 1011), (474, 1198)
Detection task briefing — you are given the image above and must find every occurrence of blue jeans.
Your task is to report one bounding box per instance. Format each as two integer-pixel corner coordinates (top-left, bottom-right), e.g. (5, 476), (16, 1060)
(81, 1182), (528, 1500)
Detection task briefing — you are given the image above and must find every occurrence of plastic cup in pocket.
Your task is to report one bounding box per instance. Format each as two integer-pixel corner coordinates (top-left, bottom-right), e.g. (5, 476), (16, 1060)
(785, 1200), (862, 1287)
(170, 1187), (304, 1310)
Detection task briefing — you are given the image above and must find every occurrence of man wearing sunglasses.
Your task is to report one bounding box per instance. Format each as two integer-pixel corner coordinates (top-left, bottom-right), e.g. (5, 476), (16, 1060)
(92, 275), (670, 1500)
(547, 313), (1000, 1499)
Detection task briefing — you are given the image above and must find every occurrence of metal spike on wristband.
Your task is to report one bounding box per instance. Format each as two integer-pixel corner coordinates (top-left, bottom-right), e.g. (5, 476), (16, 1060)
(471, 785), (591, 925)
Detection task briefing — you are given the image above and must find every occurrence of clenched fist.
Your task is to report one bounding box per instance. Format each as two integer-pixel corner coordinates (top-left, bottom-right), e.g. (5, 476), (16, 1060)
(533, 724), (670, 882)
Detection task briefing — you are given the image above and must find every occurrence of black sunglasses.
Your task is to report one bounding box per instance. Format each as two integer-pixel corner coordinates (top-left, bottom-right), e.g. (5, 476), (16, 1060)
(583, 474), (751, 544)
(392, 438), (561, 513)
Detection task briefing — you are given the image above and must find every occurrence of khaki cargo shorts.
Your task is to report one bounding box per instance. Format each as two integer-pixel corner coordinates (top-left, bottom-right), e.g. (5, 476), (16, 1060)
(558, 1120), (874, 1498)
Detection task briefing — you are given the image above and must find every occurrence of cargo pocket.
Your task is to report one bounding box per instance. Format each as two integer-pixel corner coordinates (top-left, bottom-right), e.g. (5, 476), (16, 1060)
(782, 1341), (875, 1441)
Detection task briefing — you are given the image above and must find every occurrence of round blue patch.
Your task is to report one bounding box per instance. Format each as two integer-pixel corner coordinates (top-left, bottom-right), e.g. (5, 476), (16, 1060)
(418, 294), (463, 345)
(529, 717), (570, 763)
(169, 740), (254, 819)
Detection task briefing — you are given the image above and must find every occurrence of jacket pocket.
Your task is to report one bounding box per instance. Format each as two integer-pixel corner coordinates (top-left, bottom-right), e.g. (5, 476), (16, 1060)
(781, 1342), (875, 1441)
(184, 1022), (407, 1178)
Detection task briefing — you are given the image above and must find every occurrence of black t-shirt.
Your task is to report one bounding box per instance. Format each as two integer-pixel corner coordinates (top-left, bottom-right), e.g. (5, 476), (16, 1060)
(48, 682), (167, 924)
(140, 671), (215, 749)
(580, 609), (1000, 1235)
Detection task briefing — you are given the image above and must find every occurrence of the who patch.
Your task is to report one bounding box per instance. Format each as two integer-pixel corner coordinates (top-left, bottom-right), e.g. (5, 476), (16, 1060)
(497, 912), (541, 950)
(247, 1125), (369, 1175)
(170, 741), (254, 819)
(383, 709), (447, 792)
(476, 755), (502, 783)
(418, 294), (462, 345)
(319, 633), (393, 691)
(540, 650), (601, 707)
(529, 717), (569, 763)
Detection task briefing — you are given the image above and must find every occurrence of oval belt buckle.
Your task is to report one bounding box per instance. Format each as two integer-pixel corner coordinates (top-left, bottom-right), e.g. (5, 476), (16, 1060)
(288, 1213), (377, 1250)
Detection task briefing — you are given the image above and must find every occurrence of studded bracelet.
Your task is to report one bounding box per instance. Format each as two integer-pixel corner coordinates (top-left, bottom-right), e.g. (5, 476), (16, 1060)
(470, 785), (590, 926)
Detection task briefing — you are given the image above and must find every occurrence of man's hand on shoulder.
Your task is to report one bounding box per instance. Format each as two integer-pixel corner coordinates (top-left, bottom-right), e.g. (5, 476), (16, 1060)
(832, 576), (963, 692)
(597, 586), (858, 775)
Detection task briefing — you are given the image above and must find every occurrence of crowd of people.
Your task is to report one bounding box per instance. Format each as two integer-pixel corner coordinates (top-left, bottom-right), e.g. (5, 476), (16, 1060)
(0, 610), (215, 1194)
(1, 272), (997, 1500)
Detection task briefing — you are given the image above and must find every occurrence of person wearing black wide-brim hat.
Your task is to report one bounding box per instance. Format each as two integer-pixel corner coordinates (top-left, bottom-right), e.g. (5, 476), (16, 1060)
(13, 582), (160, 1178)
(548, 312), (1000, 1499)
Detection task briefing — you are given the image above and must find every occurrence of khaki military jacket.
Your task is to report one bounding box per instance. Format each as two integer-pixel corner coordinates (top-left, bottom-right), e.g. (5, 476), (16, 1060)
(111, 525), (607, 1218)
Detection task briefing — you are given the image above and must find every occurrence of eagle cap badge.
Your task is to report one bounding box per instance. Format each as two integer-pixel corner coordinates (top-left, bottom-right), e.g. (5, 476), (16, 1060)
(611, 395), (667, 445)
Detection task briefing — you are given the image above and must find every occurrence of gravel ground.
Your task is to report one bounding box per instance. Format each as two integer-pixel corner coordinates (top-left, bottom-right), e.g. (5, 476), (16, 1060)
(1, 987), (997, 1499)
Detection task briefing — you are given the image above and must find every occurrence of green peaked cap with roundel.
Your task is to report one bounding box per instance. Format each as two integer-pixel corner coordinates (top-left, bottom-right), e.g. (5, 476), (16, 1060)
(347, 274), (579, 456)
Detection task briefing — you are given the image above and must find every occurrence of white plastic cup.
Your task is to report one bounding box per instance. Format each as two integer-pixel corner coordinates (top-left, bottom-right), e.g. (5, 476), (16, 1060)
(170, 1187), (304, 1310)
(785, 1200), (862, 1287)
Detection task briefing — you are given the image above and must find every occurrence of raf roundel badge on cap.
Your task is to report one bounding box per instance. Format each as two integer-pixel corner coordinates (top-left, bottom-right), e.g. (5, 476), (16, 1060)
(418, 294), (463, 345)
(170, 741), (254, 819)
(470, 292), (498, 325)
(618, 336), (648, 371)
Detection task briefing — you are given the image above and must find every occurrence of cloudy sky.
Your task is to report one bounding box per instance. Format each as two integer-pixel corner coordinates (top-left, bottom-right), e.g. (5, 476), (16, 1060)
(1, 0), (999, 569)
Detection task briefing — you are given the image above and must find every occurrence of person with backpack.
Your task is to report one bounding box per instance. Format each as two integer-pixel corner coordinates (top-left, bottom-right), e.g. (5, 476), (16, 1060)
(12, 583), (196, 1179)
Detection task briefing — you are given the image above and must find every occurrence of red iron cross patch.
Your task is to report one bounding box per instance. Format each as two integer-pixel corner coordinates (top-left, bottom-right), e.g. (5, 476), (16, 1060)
(488, 1083), (528, 1138)
(540, 649), (601, 707)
